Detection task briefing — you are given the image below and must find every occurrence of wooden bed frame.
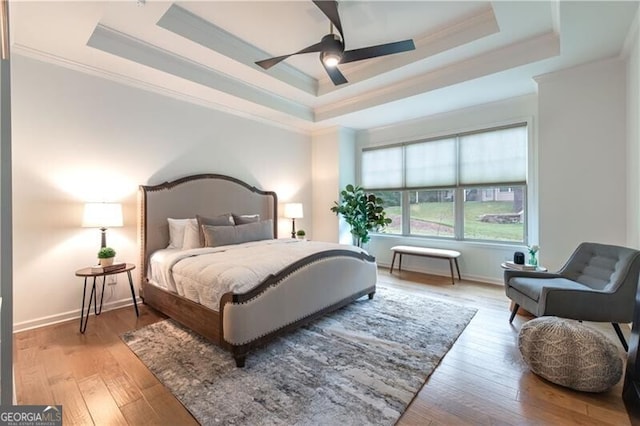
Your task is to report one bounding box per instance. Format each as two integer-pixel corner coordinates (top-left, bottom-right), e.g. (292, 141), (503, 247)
(138, 174), (377, 367)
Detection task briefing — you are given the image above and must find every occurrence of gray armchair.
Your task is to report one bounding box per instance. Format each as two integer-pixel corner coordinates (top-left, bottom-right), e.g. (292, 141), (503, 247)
(504, 242), (640, 350)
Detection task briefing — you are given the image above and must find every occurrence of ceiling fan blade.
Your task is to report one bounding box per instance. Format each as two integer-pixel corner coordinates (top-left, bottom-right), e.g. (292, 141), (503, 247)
(312, 0), (344, 41)
(340, 39), (415, 64)
(322, 62), (348, 85)
(255, 41), (324, 70)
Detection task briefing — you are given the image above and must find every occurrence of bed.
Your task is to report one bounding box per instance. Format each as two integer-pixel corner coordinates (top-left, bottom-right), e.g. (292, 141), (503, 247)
(138, 173), (377, 367)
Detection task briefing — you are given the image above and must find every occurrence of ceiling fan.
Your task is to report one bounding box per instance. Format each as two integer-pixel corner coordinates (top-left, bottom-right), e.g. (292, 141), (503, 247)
(255, 0), (416, 86)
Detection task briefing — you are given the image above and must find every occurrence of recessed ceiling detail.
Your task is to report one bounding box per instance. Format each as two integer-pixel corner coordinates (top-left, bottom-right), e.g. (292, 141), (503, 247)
(157, 4), (318, 96)
(157, 3), (501, 97)
(87, 24), (314, 122)
(10, 1), (639, 131)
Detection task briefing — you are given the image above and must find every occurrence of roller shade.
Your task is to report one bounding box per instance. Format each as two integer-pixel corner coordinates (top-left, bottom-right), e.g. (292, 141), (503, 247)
(405, 138), (457, 188)
(361, 146), (403, 189)
(459, 126), (527, 185)
(361, 124), (527, 190)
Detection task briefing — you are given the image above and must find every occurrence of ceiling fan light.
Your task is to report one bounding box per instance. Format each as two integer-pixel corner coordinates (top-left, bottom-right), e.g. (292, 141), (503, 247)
(321, 51), (342, 67)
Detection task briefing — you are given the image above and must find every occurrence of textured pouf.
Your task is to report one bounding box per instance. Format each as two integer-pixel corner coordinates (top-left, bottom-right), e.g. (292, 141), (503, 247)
(518, 317), (622, 392)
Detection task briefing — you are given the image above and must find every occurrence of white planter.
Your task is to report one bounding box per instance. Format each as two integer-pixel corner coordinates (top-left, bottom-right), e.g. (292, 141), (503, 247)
(99, 257), (114, 266)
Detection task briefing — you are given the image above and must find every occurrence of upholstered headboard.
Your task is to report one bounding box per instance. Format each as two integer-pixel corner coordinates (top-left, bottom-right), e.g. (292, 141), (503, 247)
(138, 174), (277, 280)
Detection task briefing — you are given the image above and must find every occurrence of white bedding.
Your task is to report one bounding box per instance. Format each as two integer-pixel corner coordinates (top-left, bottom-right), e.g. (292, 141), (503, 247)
(147, 239), (368, 311)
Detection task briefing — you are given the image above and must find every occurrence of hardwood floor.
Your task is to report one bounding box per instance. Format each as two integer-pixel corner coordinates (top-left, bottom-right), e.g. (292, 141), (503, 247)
(14, 269), (631, 425)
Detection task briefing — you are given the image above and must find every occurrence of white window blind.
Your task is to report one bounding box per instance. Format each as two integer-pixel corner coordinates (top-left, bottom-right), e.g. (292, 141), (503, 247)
(459, 126), (527, 185)
(361, 124), (527, 190)
(405, 138), (457, 188)
(361, 146), (403, 189)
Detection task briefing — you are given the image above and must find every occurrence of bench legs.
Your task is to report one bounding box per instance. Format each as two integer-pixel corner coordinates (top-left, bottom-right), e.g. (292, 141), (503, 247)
(390, 251), (460, 285)
(389, 251), (397, 273)
(389, 252), (405, 273)
(448, 258), (461, 285)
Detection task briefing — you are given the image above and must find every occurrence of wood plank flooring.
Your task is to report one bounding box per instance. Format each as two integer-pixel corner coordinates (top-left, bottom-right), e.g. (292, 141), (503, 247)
(14, 269), (632, 425)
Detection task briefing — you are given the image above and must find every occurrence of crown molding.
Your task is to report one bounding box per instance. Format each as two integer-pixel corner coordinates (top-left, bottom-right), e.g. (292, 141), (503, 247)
(317, 6), (500, 95)
(86, 24), (314, 122)
(315, 31), (560, 122)
(157, 4), (318, 96)
(11, 43), (313, 135)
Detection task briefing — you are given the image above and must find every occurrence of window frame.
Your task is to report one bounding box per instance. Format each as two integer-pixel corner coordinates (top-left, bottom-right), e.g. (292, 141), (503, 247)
(360, 122), (530, 245)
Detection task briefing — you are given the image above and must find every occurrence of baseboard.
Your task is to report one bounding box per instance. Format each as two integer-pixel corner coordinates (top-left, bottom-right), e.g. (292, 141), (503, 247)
(13, 296), (142, 333)
(378, 261), (503, 286)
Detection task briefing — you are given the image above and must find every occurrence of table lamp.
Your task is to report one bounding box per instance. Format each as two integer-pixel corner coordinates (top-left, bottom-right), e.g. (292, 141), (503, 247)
(82, 202), (123, 248)
(284, 203), (303, 239)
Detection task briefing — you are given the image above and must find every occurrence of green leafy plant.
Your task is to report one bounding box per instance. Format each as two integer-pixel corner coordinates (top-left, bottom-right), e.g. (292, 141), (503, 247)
(330, 184), (392, 247)
(97, 247), (116, 259)
(296, 229), (306, 237)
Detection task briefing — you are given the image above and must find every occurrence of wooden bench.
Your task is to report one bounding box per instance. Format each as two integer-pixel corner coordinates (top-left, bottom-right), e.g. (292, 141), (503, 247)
(389, 245), (461, 285)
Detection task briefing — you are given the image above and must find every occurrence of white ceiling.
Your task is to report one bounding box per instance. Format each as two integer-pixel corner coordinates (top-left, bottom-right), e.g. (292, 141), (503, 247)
(10, 1), (639, 133)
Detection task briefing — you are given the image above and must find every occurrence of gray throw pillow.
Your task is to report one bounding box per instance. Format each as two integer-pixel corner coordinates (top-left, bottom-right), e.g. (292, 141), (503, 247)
(232, 213), (260, 225)
(196, 214), (234, 246)
(203, 219), (274, 247)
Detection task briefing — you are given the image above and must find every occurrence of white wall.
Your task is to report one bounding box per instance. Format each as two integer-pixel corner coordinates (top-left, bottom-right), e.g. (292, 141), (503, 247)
(536, 58), (628, 271)
(627, 11), (640, 249)
(311, 127), (355, 243)
(355, 95), (537, 284)
(11, 54), (311, 330)
(353, 58), (629, 282)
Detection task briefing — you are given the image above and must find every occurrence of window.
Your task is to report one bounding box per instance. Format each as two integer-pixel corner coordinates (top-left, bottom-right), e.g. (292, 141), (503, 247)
(361, 124), (528, 243)
(410, 190), (454, 238)
(370, 191), (402, 234)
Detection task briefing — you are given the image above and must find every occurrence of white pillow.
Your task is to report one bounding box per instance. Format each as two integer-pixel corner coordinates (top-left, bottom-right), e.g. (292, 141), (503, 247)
(167, 218), (191, 249)
(182, 218), (202, 249)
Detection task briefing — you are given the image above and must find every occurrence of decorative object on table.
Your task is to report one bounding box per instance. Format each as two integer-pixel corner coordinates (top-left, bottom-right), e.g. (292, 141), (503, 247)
(295, 229), (306, 240)
(518, 317), (623, 392)
(82, 202), (123, 248)
(283, 202), (303, 238)
(513, 251), (525, 265)
(528, 244), (539, 267)
(503, 261), (537, 271)
(97, 246), (116, 266)
(91, 262), (127, 274)
(330, 184), (392, 247)
(504, 242), (640, 350)
(123, 285), (477, 426)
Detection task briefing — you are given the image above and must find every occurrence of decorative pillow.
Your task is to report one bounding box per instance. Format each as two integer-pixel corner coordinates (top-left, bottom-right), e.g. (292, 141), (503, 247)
(196, 214), (234, 246)
(232, 214), (260, 225)
(518, 317), (623, 392)
(182, 219), (202, 250)
(167, 218), (194, 249)
(203, 219), (274, 248)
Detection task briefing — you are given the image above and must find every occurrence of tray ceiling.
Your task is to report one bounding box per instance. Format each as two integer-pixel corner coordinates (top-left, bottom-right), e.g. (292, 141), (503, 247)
(10, 1), (639, 132)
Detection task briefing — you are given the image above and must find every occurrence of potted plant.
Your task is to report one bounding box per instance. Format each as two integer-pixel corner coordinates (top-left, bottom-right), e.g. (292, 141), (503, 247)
(97, 247), (116, 266)
(330, 184), (392, 247)
(296, 229), (306, 240)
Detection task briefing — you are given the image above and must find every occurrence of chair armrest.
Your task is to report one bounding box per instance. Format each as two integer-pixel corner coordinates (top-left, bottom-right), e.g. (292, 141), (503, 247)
(539, 287), (631, 322)
(504, 270), (562, 283)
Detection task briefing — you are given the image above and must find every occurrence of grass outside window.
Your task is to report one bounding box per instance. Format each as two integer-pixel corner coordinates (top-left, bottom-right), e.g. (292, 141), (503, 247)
(376, 187), (525, 243)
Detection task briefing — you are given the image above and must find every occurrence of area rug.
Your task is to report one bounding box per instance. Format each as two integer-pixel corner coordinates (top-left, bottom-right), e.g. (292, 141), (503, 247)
(122, 286), (477, 425)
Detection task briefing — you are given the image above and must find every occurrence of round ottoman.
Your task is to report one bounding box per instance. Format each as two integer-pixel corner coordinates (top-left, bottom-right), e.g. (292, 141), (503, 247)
(518, 317), (622, 392)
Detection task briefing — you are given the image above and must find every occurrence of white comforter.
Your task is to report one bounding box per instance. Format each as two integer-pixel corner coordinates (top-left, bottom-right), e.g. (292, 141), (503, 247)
(148, 239), (367, 311)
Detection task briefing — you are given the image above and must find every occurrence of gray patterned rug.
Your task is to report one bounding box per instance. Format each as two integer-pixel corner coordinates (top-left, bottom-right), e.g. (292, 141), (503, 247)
(122, 286), (477, 425)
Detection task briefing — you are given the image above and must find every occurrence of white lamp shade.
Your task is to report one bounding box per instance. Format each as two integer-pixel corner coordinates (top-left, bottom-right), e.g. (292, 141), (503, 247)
(82, 202), (123, 228)
(284, 203), (303, 219)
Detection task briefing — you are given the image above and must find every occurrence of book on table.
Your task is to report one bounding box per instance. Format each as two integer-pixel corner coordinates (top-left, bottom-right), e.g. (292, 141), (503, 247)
(91, 263), (127, 274)
(505, 261), (537, 271)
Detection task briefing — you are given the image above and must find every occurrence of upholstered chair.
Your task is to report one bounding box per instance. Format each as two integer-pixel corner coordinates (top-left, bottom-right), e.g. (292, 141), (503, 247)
(504, 242), (640, 350)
